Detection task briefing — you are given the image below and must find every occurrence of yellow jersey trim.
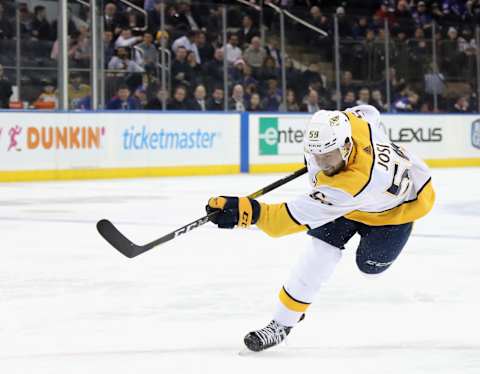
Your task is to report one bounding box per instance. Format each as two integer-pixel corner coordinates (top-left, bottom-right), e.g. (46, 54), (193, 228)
(345, 178), (435, 226)
(279, 287), (310, 313)
(256, 202), (307, 237)
(314, 112), (375, 197)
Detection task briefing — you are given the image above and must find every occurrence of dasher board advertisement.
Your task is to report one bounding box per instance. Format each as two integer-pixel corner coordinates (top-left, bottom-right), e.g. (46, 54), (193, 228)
(0, 112), (241, 181)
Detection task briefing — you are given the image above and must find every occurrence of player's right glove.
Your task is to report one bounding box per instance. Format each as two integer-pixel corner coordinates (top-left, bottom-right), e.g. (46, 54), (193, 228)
(206, 196), (261, 229)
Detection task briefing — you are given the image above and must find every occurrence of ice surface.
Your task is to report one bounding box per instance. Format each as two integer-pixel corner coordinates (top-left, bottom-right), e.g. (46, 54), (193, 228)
(1, 168), (479, 374)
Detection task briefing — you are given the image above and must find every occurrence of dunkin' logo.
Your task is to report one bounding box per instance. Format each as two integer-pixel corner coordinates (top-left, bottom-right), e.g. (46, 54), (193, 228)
(4, 126), (105, 151)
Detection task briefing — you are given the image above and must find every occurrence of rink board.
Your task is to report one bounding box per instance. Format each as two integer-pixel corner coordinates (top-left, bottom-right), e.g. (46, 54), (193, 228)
(0, 111), (241, 181)
(248, 113), (480, 172)
(1, 111), (480, 181)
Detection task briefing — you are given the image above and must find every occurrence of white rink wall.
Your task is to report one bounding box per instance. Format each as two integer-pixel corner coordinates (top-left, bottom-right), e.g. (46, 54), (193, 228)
(0, 111), (480, 181)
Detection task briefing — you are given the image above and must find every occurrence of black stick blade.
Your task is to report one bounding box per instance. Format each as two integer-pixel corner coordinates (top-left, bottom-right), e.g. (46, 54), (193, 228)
(96, 219), (145, 258)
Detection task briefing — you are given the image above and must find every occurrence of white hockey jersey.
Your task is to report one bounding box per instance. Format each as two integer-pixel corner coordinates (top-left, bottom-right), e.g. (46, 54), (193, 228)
(255, 105), (435, 237)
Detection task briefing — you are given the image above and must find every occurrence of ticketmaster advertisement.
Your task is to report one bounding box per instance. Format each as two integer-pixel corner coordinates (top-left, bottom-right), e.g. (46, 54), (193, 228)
(0, 112), (240, 181)
(249, 113), (480, 171)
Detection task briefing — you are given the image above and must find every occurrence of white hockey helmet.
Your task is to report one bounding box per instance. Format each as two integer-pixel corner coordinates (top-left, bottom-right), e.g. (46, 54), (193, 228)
(304, 110), (353, 161)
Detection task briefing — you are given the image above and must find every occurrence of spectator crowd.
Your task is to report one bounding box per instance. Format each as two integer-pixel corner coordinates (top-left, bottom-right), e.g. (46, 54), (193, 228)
(0, 0), (478, 112)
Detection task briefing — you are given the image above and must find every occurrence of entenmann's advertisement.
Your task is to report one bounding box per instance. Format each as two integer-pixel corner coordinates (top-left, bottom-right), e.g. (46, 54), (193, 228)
(249, 113), (480, 170)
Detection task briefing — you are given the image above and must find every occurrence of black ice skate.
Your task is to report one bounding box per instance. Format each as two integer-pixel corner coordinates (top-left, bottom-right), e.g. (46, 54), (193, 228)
(244, 320), (292, 352)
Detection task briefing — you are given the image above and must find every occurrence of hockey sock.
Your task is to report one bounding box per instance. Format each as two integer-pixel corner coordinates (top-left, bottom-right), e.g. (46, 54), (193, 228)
(273, 237), (342, 327)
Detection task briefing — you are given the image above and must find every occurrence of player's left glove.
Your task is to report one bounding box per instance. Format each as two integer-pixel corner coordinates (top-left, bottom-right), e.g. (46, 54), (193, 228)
(206, 196), (261, 229)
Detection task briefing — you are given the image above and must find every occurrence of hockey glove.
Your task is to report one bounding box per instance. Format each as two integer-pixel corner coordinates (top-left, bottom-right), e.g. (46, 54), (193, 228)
(206, 196), (261, 229)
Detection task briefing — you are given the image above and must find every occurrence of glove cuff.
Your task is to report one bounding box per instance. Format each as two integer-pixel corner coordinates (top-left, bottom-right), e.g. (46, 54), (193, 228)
(250, 198), (261, 225)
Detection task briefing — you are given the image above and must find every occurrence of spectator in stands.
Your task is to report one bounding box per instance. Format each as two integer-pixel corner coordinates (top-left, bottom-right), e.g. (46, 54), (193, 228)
(440, 26), (462, 77)
(442, 0), (467, 24)
(51, 14), (78, 41)
(393, 86), (419, 112)
(451, 95), (470, 112)
(68, 72), (90, 109)
(103, 31), (115, 68)
(308, 6), (323, 27)
(205, 6), (222, 35)
(31, 5), (52, 41)
(342, 90), (356, 109)
(465, 0), (480, 24)
(302, 64), (325, 97)
(356, 87), (371, 105)
(108, 47), (144, 72)
(204, 48), (224, 91)
(412, 1), (432, 28)
(237, 14), (259, 47)
(155, 30), (170, 49)
(145, 88), (169, 110)
(262, 79), (282, 111)
(301, 89), (320, 113)
(147, 1), (163, 34)
(352, 16), (370, 39)
(115, 28), (142, 48)
(70, 26), (91, 68)
(0, 3), (13, 39)
(243, 36), (267, 71)
(336, 6), (353, 38)
(230, 59), (247, 85)
(0, 64), (12, 109)
(424, 62), (446, 99)
(75, 95), (91, 110)
(283, 58), (301, 96)
(265, 39), (282, 68)
(225, 33), (243, 66)
(187, 51), (204, 87)
(235, 61), (258, 89)
(107, 85), (139, 110)
(144, 0), (157, 12)
(35, 79), (58, 109)
(175, 1), (202, 31)
(280, 89), (300, 112)
(381, 67), (406, 98)
(126, 12), (143, 32)
(207, 87), (224, 111)
(168, 85), (189, 110)
(135, 32), (158, 74)
(260, 56), (280, 82)
(172, 46), (192, 87)
(430, 2), (445, 24)
(375, 1), (396, 24)
(407, 27), (430, 80)
(172, 30), (201, 64)
(19, 3), (33, 38)
(393, 0), (414, 35)
(188, 84), (207, 111)
(370, 89), (388, 112)
(229, 84), (246, 111)
(340, 70), (356, 95)
(248, 93), (263, 112)
(103, 2), (126, 35)
(133, 87), (148, 109)
(244, 82), (259, 104)
(197, 31), (214, 63)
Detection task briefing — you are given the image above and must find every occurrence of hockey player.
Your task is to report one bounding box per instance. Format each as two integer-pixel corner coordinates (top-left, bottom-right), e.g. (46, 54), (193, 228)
(206, 105), (435, 352)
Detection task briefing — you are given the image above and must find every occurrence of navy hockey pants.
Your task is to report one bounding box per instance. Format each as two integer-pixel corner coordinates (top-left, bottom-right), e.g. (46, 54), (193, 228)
(307, 217), (413, 274)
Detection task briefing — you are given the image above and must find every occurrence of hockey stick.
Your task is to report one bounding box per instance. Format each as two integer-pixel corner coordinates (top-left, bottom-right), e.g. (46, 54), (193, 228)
(96, 166), (308, 258)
